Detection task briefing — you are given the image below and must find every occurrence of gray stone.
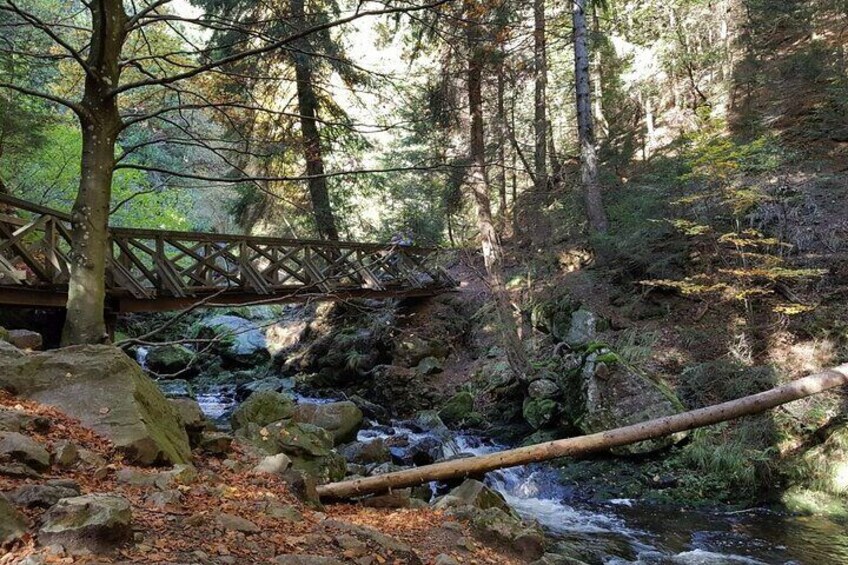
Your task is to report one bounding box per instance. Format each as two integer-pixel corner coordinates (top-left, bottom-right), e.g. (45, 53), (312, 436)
(528, 378), (560, 399)
(280, 469), (322, 509)
(39, 494), (132, 552)
(435, 555), (460, 565)
(216, 512), (260, 533)
(0, 346), (191, 466)
(362, 488), (412, 508)
(147, 489), (183, 510)
(52, 440), (79, 467)
(0, 493), (27, 545)
(338, 439), (391, 466)
(565, 309), (598, 348)
(231, 390), (295, 432)
(322, 519), (422, 564)
(523, 397), (559, 430)
(156, 379), (194, 399)
(274, 557), (344, 565)
(448, 506), (544, 561)
(0, 408), (50, 433)
(0, 431), (50, 471)
(254, 453), (292, 475)
(199, 431), (233, 455)
(7, 329), (42, 351)
(6, 483), (79, 508)
(433, 479), (512, 514)
(438, 392), (474, 426)
(199, 315), (270, 366)
(261, 500), (302, 521)
(291, 401), (363, 445)
(145, 344), (195, 374)
(415, 356), (443, 375)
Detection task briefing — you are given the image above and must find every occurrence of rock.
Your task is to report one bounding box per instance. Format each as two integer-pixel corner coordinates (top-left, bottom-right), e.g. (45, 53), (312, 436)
(39, 494), (132, 553)
(415, 356), (443, 375)
(408, 410), (450, 437)
(235, 377), (289, 402)
(563, 350), (685, 455)
(449, 506), (545, 561)
(52, 440), (79, 467)
(433, 479), (512, 514)
(435, 555), (460, 565)
(260, 500), (302, 521)
(394, 336), (449, 367)
(280, 469), (322, 509)
(348, 395), (388, 421)
(0, 345), (191, 466)
(438, 391), (474, 426)
(216, 512), (260, 533)
(292, 401), (364, 445)
(274, 557), (344, 565)
(254, 453), (292, 475)
(323, 519), (423, 564)
(0, 407), (50, 433)
(565, 309), (599, 348)
(531, 296), (577, 341)
(404, 436), (443, 466)
(528, 379), (560, 399)
(245, 421), (345, 483)
(145, 344), (195, 374)
(170, 398), (207, 435)
(156, 379), (194, 399)
(0, 493), (27, 545)
(338, 439), (391, 466)
(368, 365), (441, 417)
(116, 464), (196, 490)
(147, 489), (183, 510)
(523, 398), (559, 430)
(6, 483), (79, 508)
(0, 340), (24, 360)
(199, 431), (233, 455)
(199, 315), (270, 366)
(362, 488), (412, 508)
(231, 390), (295, 431)
(7, 329), (42, 351)
(0, 431), (51, 471)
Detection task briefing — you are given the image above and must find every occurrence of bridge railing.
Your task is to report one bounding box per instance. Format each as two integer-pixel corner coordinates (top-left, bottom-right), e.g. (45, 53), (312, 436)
(0, 193), (454, 308)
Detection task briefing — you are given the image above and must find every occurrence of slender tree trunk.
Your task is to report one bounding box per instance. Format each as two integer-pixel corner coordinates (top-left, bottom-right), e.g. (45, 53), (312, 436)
(533, 0), (548, 193)
(317, 364), (848, 499)
(573, 0), (608, 233)
(291, 0), (339, 241)
(465, 8), (530, 379)
(61, 0), (126, 345)
(591, 2), (609, 138)
(496, 65), (508, 222)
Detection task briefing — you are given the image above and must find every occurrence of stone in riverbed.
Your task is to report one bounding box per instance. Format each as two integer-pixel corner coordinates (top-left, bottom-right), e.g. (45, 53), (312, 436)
(0, 431), (51, 471)
(145, 344), (195, 374)
(39, 494), (132, 553)
(0, 345), (191, 466)
(291, 401), (363, 445)
(198, 315), (270, 366)
(338, 438), (391, 466)
(231, 390), (295, 432)
(438, 391), (474, 426)
(433, 479), (512, 514)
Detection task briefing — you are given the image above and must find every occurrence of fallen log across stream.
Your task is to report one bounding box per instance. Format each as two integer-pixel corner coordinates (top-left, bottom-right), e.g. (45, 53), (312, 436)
(317, 364), (848, 500)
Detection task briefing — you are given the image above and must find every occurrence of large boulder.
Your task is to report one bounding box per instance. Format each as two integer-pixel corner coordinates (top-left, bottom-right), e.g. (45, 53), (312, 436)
(433, 479), (512, 514)
(145, 344), (195, 375)
(199, 315), (270, 366)
(243, 421), (345, 483)
(1, 494), (27, 545)
(562, 349), (685, 455)
(39, 494), (132, 553)
(231, 390), (295, 431)
(0, 345), (191, 465)
(291, 401), (363, 445)
(438, 391), (474, 426)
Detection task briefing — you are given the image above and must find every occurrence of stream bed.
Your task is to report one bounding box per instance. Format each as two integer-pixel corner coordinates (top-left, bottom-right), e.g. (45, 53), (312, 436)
(179, 381), (848, 564)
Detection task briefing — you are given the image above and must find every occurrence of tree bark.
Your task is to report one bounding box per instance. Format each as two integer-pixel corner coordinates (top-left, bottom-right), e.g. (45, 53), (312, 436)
(61, 0), (126, 345)
(496, 64), (508, 222)
(317, 364), (848, 500)
(533, 0), (547, 193)
(465, 5), (530, 379)
(291, 0), (340, 241)
(573, 0), (608, 233)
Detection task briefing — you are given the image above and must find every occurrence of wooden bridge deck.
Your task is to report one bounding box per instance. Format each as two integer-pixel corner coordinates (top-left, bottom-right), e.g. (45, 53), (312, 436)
(0, 194), (454, 313)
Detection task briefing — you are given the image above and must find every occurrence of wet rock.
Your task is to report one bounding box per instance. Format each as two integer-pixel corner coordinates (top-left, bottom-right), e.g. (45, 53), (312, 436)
(563, 350), (685, 455)
(0, 345), (192, 465)
(254, 453), (292, 475)
(338, 439), (391, 466)
(156, 379), (194, 399)
(523, 398), (559, 430)
(0, 431), (50, 471)
(52, 440), (79, 467)
(6, 483), (80, 508)
(404, 436), (443, 466)
(7, 329), (42, 351)
(199, 315), (270, 366)
(528, 379), (560, 399)
(39, 494), (132, 553)
(216, 512), (260, 533)
(291, 401), (363, 445)
(231, 390), (295, 432)
(438, 391), (474, 426)
(145, 344), (195, 375)
(198, 431), (233, 455)
(348, 395), (387, 421)
(433, 479), (512, 514)
(0, 493), (27, 545)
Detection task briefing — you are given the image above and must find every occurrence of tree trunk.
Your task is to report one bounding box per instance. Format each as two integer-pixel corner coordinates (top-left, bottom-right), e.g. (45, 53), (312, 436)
(291, 0), (339, 241)
(465, 7), (530, 380)
(533, 0), (548, 193)
(317, 364), (848, 500)
(573, 0), (608, 233)
(496, 65), (508, 222)
(61, 0), (126, 345)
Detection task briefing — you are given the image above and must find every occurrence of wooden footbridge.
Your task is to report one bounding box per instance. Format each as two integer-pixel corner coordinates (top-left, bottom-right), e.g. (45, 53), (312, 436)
(0, 194), (454, 313)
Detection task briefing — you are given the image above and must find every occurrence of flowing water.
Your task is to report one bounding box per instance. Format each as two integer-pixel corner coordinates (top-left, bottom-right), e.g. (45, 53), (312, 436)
(160, 378), (848, 565)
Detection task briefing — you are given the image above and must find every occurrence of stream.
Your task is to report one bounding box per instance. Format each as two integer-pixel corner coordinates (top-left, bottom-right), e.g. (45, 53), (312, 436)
(179, 383), (848, 565)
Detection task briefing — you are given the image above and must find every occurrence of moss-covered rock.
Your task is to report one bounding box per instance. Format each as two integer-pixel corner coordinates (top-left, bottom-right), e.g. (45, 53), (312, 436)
(230, 390), (295, 431)
(0, 345), (191, 465)
(433, 479), (512, 514)
(146, 344), (195, 374)
(243, 421), (345, 483)
(291, 401), (363, 445)
(523, 397), (559, 430)
(438, 391), (474, 426)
